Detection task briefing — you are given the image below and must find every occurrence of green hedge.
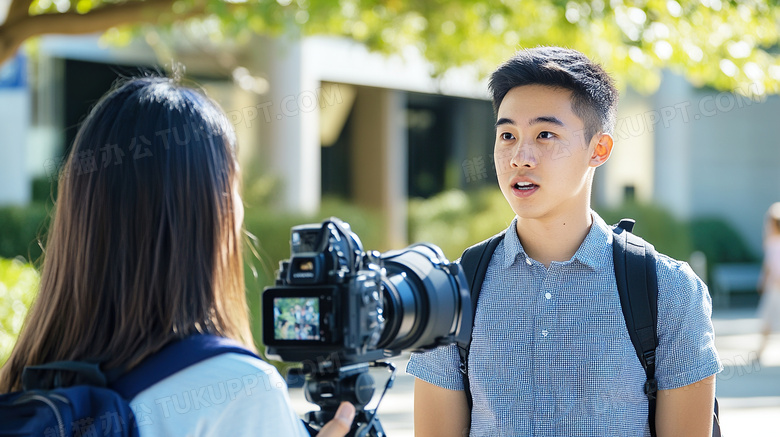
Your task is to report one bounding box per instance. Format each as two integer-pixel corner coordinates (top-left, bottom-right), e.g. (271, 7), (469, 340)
(409, 192), (755, 286)
(595, 201), (694, 262)
(596, 201), (756, 284)
(408, 188), (515, 260)
(0, 203), (51, 264)
(0, 177), (55, 264)
(408, 189), (703, 264)
(687, 217), (757, 285)
(689, 218), (757, 264)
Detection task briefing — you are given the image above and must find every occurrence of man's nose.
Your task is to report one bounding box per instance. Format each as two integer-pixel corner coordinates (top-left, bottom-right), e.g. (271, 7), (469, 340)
(510, 142), (539, 168)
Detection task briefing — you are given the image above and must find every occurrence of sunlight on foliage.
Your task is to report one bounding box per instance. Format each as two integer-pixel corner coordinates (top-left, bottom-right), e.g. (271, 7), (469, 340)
(0, 258), (39, 367)
(243, 0), (779, 95)
(12, 0), (780, 94)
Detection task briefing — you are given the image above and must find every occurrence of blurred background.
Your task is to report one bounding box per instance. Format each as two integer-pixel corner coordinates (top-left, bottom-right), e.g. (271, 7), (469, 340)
(1, 0), (779, 435)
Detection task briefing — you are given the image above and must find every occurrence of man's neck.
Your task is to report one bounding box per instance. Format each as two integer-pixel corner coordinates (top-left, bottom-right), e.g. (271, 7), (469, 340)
(515, 210), (593, 268)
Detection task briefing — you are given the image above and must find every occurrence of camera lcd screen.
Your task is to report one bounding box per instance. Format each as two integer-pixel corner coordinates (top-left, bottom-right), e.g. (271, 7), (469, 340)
(272, 297), (321, 341)
(262, 286), (337, 348)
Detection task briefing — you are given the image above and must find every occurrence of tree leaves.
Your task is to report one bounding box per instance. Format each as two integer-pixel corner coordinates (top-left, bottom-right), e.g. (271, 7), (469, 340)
(4, 0), (780, 94)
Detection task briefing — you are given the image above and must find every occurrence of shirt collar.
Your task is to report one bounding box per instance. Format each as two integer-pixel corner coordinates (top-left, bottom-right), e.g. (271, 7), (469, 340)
(501, 216), (526, 268)
(572, 212), (613, 270)
(501, 211), (613, 270)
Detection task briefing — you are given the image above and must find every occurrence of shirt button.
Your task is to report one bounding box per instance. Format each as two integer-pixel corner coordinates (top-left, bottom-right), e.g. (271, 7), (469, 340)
(525, 257), (532, 266)
(545, 292), (552, 300)
(541, 330), (549, 337)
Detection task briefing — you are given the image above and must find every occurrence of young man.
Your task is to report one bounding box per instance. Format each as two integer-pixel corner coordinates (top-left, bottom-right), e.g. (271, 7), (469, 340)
(406, 47), (722, 436)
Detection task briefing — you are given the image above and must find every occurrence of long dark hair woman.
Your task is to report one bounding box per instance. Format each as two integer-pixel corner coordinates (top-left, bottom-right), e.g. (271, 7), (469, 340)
(0, 77), (353, 436)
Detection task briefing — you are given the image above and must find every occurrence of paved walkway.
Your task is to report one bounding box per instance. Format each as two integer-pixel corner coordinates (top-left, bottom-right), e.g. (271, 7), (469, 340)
(288, 307), (779, 436)
(710, 308), (779, 436)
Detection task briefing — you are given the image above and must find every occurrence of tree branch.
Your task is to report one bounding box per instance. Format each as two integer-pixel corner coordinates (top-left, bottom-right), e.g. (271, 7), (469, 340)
(6, 0), (34, 25)
(0, 0), (204, 66)
(8, 0), (177, 39)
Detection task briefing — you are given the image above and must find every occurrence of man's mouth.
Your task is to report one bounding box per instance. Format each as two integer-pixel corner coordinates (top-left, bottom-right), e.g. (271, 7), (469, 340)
(513, 182), (538, 191)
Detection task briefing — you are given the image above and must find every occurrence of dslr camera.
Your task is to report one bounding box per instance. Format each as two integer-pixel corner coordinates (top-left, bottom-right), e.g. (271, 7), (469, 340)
(262, 217), (472, 436)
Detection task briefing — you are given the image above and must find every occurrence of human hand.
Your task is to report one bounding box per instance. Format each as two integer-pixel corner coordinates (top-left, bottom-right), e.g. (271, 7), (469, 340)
(317, 402), (356, 437)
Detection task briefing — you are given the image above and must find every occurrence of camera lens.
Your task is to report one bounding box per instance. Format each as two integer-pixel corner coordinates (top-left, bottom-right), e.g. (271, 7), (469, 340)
(376, 245), (465, 352)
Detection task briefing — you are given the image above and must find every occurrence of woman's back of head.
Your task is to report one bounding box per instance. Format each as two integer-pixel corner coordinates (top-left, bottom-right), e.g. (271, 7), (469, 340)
(1, 76), (252, 392)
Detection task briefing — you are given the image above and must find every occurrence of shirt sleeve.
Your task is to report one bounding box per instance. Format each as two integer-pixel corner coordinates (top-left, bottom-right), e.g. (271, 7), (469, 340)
(654, 258), (723, 390)
(406, 343), (464, 391)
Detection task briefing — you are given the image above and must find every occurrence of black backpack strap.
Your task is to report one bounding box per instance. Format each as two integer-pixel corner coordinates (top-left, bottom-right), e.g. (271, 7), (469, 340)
(612, 219), (659, 436)
(457, 230), (506, 411)
(713, 398), (721, 437)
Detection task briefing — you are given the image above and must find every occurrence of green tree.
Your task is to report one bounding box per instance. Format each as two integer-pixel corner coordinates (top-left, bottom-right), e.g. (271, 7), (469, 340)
(1, 0), (778, 93)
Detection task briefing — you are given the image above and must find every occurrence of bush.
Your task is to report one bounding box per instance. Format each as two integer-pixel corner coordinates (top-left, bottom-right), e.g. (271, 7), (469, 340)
(31, 176), (57, 204)
(688, 218), (757, 264)
(687, 217), (757, 284)
(0, 258), (39, 367)
(408, 188), (515, 260)
(595, 201), (694, 262)
(0, 203), (51, 264)
(410, 193), (707, 267)
(597, 202), (757, 285)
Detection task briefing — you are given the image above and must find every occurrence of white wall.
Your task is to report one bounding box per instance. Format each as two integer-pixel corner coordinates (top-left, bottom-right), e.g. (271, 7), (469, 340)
(687, 87), (780, 255)
(0, 53), (31, 206)
(651, 72), (696, 219)
(0, 89), (30, 205)
(651, 72), (780, 256)
(601, 88), (657, 207)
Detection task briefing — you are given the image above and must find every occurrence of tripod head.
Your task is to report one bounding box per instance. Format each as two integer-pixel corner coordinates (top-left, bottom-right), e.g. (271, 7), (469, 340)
(301, 362), (396, 437)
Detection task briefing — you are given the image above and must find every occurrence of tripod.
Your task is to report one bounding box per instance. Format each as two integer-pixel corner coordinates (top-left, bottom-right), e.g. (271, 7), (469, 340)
(302, 362), (395, 437)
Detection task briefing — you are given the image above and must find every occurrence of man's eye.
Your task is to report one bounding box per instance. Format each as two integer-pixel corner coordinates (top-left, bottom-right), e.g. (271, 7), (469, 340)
(501, 132), (515, 140)
(538, 131), (555, 139)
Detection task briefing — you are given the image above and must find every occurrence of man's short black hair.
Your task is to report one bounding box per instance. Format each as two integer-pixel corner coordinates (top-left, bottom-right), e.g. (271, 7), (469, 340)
(489, 47), (618, 143)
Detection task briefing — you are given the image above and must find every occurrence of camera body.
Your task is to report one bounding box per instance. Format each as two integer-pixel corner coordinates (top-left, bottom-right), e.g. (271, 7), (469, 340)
(262, 217), (472, 366)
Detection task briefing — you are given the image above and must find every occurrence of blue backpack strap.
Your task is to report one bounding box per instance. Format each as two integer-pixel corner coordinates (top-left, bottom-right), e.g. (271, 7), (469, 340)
(612, 219), (659, 436)
(457, 230), (506, 411)
(110, 334), (259, 399)
(4, 335), (260, 437)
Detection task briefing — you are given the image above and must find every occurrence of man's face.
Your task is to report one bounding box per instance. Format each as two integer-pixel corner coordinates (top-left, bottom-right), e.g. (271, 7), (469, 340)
(493, 85), (600, 221)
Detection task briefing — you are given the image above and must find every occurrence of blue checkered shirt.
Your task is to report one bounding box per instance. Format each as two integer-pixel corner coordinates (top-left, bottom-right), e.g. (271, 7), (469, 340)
(407, 212), (722, 436)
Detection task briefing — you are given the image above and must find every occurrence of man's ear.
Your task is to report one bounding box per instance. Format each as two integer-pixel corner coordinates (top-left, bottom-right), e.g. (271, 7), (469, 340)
(589, 133), (614, 168)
